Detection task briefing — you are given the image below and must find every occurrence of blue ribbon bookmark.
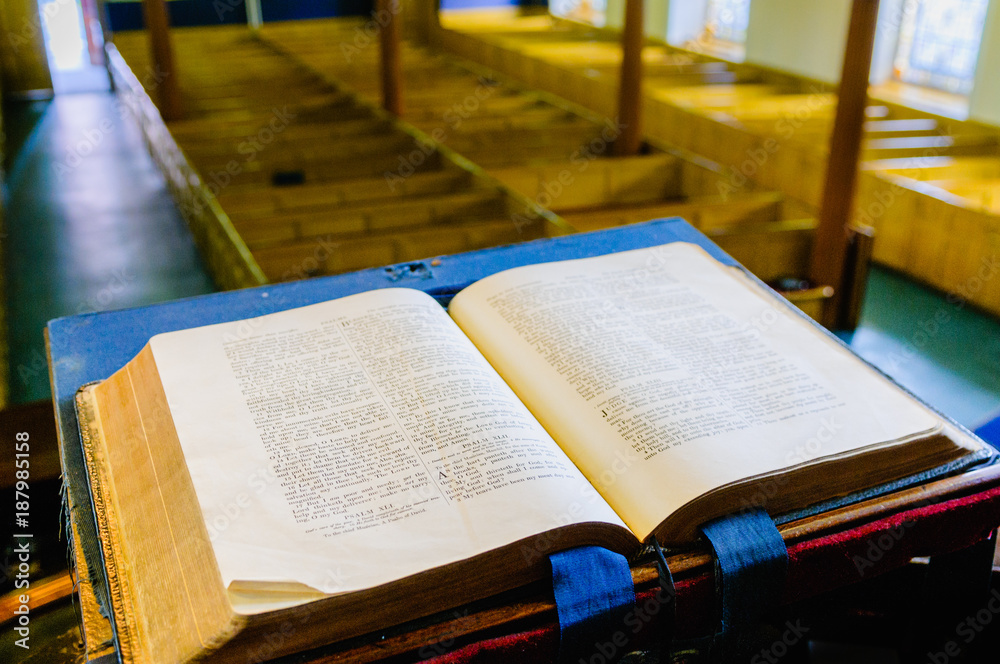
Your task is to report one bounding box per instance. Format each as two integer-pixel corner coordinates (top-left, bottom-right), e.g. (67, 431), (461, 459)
(700, 509), (788, 659)
(550, 547), (636, 664)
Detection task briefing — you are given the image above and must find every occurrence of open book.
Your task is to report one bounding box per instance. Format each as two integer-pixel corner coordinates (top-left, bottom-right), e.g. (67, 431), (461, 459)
(77, 242), (984, 664)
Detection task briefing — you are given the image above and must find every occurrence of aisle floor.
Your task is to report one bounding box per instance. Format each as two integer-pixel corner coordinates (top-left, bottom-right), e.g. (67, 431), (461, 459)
(848, 266), (1000, 430)
(3, 92), (215, 404)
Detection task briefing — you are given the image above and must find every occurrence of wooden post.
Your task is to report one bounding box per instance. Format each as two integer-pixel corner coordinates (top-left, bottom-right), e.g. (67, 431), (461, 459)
(810, 0), (880, 328)
(427, 0), (441, 39)
(378, 0), (404, 117)
(141, 0), (183, 121)
(409, 0), (439, 46)
(614, 0), (644, 156)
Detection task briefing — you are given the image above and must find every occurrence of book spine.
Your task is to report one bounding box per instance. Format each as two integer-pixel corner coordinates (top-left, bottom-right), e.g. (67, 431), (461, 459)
(76, 390), (143, 664)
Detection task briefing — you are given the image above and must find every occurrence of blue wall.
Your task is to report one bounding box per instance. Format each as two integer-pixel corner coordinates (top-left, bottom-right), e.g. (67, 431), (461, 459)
(440, 0), (518, 8)
(440, 0), (546, 8)
(106, 0), (373, 31)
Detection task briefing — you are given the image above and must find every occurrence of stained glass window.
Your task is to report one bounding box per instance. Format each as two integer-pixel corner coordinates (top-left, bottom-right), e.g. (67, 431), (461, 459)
(705, 0), (752, 44)
(551, 0), (608, 28)
(894, 0), (990, 95)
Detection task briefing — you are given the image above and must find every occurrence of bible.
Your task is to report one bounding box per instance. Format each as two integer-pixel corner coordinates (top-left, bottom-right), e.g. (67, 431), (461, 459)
(76, 242), (986, 664)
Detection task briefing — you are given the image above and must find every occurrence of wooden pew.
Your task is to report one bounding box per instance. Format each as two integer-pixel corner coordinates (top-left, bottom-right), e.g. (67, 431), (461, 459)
(262, 19), (847, 322)
(864, 118), (941, 137)
(862, 135), (999, 160)
(116, 19), (850, 325)
(169, 117), (394, 142)
(433, 9), (1000, 323)
(216, 169), (474, 214)
(856, 155), (1000, 316)
(251, 215), (545, 282)
(183, 130), (428, 163)
(923, 179), (1000, 211)
(231, 188), (507, 245)
(865, 155), (1000, 181)
(192, 149), (445, 187)
(111, 24), (564, 290)
(706, 219), (816, 283)
(259, 24), (629, 180)
(558, 192), (788, 232)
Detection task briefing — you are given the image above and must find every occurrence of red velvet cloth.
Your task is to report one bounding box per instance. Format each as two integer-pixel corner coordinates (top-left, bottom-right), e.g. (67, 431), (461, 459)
(425, 484), (1000, 664)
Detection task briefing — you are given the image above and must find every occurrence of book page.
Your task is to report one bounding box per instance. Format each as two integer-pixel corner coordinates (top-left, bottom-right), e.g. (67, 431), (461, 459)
(449, 243), (941, 540)
(149, 288), (627, 607)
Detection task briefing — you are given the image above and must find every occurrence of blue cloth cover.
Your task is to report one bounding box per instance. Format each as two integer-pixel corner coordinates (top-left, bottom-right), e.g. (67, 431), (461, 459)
(975, 415), (1000, 451)
(700, 509), (788, 658)
(550, 547), (636, 663)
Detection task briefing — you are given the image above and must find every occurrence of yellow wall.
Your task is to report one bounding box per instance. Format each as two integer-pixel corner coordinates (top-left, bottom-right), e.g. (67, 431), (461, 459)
(606, 1), (852, 83)
(744, 0), (851, 84)
(583, 0), (1000, 127)
(597, 0), (668, 39)
(644, 0), (668, 38)
(970, 0), (1000, 126)
(0, 0), (53, 94)
(603, 0), (624, 29)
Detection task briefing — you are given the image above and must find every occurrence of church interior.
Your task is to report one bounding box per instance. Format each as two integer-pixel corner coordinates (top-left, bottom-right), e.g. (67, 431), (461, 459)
(2, 0), (1000, 662)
